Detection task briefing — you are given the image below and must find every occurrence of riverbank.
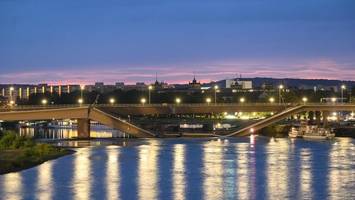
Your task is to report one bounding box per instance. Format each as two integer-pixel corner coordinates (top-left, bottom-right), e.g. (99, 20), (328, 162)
(0, 131), (74, 175)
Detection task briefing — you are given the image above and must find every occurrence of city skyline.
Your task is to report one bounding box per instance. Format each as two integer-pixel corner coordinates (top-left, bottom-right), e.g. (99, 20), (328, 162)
(1, 0), (355, 84)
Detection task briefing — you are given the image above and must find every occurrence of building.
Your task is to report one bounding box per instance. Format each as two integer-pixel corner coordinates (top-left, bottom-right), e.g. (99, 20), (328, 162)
(188, 76), (201, 89)
(225, 79), (252, 90)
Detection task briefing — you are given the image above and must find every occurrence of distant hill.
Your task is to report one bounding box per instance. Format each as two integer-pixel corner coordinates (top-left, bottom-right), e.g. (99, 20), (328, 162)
(207, 77), (355, 89)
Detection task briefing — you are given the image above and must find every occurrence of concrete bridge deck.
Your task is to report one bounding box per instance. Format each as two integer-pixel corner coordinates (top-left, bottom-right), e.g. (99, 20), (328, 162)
(0, 103), (354, 138)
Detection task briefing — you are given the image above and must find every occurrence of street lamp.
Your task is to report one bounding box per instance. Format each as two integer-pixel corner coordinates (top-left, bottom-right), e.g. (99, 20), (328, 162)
(240, 97), (245, 103)
(206, 97), (211, 105)
(214, 85), (219, 105)
(279, 84), (284, 104)
(148, 85), (153, 104)
(331, 97), (337, 104)
(9, 87), (14, 102)
(269, 97), (275, 104)
(41, 99), (48, 105)
(9, 100), (15, 106)
(302, 97), (308, 105)
(78, 98), (83, 105)
(109, 98), (115, 105)
(175, 98), (181, 104)
(140, 98), (146, 105)
(80, 85), (85, 99)
(341, 84), (346, 103)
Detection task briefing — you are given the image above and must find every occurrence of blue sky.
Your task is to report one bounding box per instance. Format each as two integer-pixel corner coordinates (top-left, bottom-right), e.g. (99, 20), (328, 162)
(1, 0), (355, 84)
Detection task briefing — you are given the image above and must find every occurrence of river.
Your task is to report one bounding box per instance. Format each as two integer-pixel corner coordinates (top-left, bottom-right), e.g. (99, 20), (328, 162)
(0, 136), (355, 200)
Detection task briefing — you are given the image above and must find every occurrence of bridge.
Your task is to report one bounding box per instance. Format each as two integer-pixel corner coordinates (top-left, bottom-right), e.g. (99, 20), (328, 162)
(0, 103), (354, 138)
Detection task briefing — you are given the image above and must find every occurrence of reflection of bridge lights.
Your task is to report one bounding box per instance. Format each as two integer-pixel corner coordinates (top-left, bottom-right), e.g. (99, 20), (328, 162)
(250, 128), (255, 133)
(250, 134), (255, 145)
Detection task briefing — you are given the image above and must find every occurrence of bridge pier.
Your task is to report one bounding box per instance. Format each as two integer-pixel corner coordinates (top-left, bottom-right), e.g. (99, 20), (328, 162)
(315, 111), (321, 126)
(77, 118), (90, 138)
(322, 111), (329, 128)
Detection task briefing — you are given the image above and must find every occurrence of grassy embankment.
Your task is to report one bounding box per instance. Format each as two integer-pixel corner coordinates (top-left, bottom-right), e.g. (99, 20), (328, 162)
(0, 130), (73, 174)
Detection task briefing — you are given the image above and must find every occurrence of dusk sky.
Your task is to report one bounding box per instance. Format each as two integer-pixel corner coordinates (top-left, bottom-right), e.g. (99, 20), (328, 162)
(1, 0), (355, 84)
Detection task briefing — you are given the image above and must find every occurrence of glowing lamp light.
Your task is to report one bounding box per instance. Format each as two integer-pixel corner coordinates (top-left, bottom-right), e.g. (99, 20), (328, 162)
(78, 98), (84, 104)
(148, 85), (153, 90)
(331, 97), (337, 103)
(175, 98), (181, 104)
(109, 98), (115, 104)
(206, 97), (211, 104)
(140, 98), (146, 104)
(302, 97), (308, 104)
(214, 85), (219, 90)
(9, 100), (15, 106)
(269, 97), (275, 103)
(279, 85), (284, 89)
(341, 85), (346, 90)
(240, 97), (245, 103)
(80, 85), (85, 90)
(41, 99), (48, 105)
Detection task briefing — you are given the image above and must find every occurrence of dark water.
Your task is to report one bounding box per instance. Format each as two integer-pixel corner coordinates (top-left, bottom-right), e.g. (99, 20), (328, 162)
(0, 137), (355, 200)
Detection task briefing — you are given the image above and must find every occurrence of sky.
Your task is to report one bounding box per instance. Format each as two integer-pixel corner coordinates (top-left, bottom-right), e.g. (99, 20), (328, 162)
(0, 0), (355, 84)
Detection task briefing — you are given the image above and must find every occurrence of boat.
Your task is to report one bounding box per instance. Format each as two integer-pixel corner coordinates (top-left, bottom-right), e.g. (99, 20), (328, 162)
(288, 126), (303, 138)
(288, 125), (335, 140)
(302, 126), (335, 140)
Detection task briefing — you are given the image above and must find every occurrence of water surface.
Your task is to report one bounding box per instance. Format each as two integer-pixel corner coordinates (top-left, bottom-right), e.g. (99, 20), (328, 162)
(0, 137), (355, 200)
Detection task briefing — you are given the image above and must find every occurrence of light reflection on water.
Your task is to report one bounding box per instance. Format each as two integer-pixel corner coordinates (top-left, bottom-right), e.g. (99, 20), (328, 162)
(19, 127), (127, 139)
(0, 137), (355, 200)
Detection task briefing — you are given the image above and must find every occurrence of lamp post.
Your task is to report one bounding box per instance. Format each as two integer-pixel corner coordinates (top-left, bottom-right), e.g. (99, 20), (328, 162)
(302, 97), (308, 105)
(278, 85), (284, 105)
(341, 85), (346, 103)
(9, 87), (14, 103)
(240, 97), (245, 104)
(80, 85), (85, 99)
(148, 85), (153, 104)
(214, 85), (219, 105)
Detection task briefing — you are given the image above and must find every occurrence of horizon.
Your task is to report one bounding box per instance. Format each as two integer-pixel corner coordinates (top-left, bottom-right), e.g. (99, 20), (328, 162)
(0, 76), (354, 86)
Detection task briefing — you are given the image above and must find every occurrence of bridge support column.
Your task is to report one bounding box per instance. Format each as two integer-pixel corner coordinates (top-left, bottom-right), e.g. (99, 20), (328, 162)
(77, 118), (90, 138)
(322, 111), (329, 128)
(315, 111), (321, 126)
